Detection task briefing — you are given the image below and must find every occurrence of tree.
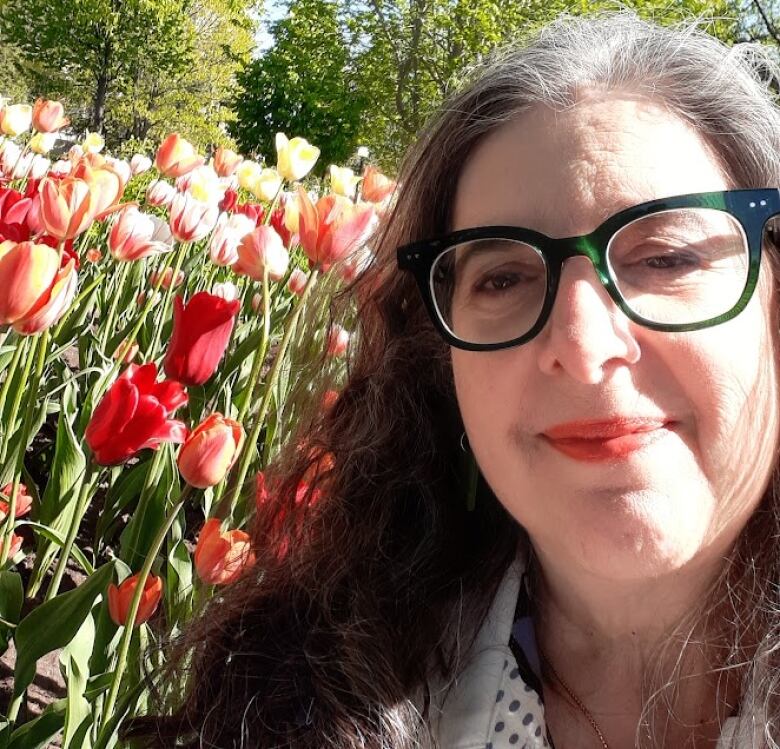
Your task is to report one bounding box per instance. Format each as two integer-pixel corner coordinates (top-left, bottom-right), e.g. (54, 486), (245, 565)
(230, 0), (366, 169)
(0, 0), (194, 134)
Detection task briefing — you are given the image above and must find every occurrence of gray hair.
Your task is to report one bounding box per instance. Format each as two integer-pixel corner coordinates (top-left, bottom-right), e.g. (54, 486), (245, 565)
(396, 10), (780, 748)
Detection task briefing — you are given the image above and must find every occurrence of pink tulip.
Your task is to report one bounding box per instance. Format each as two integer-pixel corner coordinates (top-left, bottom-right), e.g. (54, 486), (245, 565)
(109, 206), (173, 261)
(326, 325), (350, 357)
(212, 147), (243, 178)
(233, 225), (289, 282)
(146, 179), (176, 208)
(169, 193), (219, 243)
(287, 268), (308, 295)
(208, 212), (255, 266)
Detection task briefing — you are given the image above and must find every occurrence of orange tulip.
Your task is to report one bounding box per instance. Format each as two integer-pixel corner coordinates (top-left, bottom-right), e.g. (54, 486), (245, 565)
(212, 146), (243, 178)
(32, 99), (69, 133)
(361, 165), (396, 204)
(0, 533), (23, 561)
(155, 133), (204, 178)
(194, 518), (255, 585)
(72, 161), (127, 220)
(233, 225), (289, 281)
(107, 573), (163, 627)
(177, 414), (244, 488)
(0, 240), (78, 334)
(39, 176), (96, 240)
(0, 482), (33, 518)
(296, 187), (375, 271)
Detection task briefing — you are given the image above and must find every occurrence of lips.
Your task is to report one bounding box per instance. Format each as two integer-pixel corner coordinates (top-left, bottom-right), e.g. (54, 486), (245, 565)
(541, 417), (672, 462)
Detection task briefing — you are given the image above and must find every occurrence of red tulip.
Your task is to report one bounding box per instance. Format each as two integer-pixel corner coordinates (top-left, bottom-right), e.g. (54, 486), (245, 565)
(177, 414), (244, 488)
(0, 482), (32, 518)
(163, 292), (240, 387)
(107, 573), (163, 627)
(85, 363), (188, 466)
(194, 518), (255, 585)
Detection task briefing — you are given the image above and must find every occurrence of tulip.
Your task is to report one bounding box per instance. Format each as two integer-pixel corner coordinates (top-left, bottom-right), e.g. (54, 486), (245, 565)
(113, 338), (139, 363)
(0, 104), (32, 136)
(282, 191), (299, 234)
(236, 160), (263, 194)
(194, 518), (255, 585)
(361, 165), (396, 204)
(31, 99), (68, 133)
(130, 154), (152, 175)
(275, 133), (320, 181)
(212, 281), (239, 301)
(326, 324), (350, 357)
(72, 161), (126, 220)
(0, 240), (78, 334)
(322, 389), (339, 410)
(85, 363), (188, 466)
(178, 414), (244, 488)
(39, 177), (95, 241)
(219, 187), (238, 213)
(208, 212), (255, 266)
(155, 133), (204, 178)
(107, 573), (163, 627)
(179, 164), (225, 205)
(145, 178), (176, 208)
(169, 192), (220, 243)
(29, 132), (57, 155)
(251, 292), (262, 313)
(287, 268), (308, 295)
(67, 145), (84, 163)
(50, 160), (71, 177)
(86, 248), (102, 263)
(253, 168), (282, 203)
(233, 225), (289, 281)
(296, 187), (375, 271)
(109, 205), (174, 261)
(136, 290), (160, 307)
(329, 165), (360, 199)
(82, 132), (105, 154)
(0, 482), (33, 518)
(105, 157), (132, 187)
(29, 155), (50, 180)
(163, 291), (240, 387)
(149, 267), (184, 290)
(0, 533), (23, 561)
(213, 147), (243, 178)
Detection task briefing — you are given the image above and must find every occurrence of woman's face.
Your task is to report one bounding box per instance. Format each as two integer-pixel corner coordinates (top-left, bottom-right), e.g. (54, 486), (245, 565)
(451, 94), (779, 582)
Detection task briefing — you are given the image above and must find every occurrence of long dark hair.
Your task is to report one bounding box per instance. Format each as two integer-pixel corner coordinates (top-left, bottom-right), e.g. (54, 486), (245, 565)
(126, 12), (780, 748)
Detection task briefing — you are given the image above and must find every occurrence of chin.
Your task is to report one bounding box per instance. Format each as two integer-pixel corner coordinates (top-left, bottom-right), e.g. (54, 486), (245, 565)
(534, 487), (716, 581)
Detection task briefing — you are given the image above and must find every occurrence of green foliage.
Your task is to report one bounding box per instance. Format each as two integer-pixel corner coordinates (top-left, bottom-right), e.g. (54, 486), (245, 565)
(230, 0), (366, 168)
(0, 0), (258, 151)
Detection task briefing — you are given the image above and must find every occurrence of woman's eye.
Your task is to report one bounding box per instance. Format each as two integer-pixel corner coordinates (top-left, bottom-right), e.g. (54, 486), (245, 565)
(480, 273), (521, 291)
(641, 252), (699, 270)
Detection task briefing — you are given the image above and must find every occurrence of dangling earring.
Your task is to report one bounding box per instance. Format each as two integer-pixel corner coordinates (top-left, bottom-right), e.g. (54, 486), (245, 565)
(460, 431), (478, 512)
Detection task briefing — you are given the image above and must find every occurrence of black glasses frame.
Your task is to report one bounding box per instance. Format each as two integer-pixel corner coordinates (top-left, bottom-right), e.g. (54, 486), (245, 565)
(396, 189), (780, 351)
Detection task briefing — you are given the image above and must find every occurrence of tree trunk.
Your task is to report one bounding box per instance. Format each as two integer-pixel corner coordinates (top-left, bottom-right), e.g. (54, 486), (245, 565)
(91, 38), (112, 132)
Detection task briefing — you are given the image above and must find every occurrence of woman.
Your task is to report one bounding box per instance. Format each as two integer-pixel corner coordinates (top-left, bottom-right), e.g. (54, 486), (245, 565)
(129, 12), (780, 748)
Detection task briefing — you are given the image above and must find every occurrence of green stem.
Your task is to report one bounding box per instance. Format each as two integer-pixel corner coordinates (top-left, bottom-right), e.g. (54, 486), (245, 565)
(263, 184), (283, 226)
(215, 269), (319, 520)
(44, 463), (99, 602)
(95, 485), (192, 743)
(236, 266), (270, 425)
(146, 242), (189, 362)
(99, 261), (131, 354)
(0, 336), (35, 469)
(0, 331), (48, 566)
(120, 447), (166, 564)
(0, 336), (26, 455)
(52, 270), (107, 342)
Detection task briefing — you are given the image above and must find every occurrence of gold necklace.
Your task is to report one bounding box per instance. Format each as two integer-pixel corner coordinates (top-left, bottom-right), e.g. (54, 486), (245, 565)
(538, 647), (610, 749)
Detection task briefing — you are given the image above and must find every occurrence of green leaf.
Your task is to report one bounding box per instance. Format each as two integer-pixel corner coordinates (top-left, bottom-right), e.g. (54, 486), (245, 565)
(0, 572), (23, 655)
(6, 698), (67, 749)
(59, 611), (95, 749)
(19, 522), (94, 576)
(13, 561), (116, 698)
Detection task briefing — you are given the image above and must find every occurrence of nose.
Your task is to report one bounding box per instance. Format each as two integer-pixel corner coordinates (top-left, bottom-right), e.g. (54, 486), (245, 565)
(536, 257), (641, 384)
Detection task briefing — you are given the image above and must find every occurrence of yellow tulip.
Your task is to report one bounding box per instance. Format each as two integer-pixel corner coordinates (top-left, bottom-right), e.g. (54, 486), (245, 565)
(0, 105), (32, 137)
(275, 133), (320, 181)
(253, 168), (282, 202)
(236, 160), (263, 193)
(329, 165), (360, 199)
(82, 132), (105, 154)
(29, 132), (57, 155)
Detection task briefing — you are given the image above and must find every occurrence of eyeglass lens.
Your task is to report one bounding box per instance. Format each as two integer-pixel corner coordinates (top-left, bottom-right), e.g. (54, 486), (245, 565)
(430, 208), (750, 346)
